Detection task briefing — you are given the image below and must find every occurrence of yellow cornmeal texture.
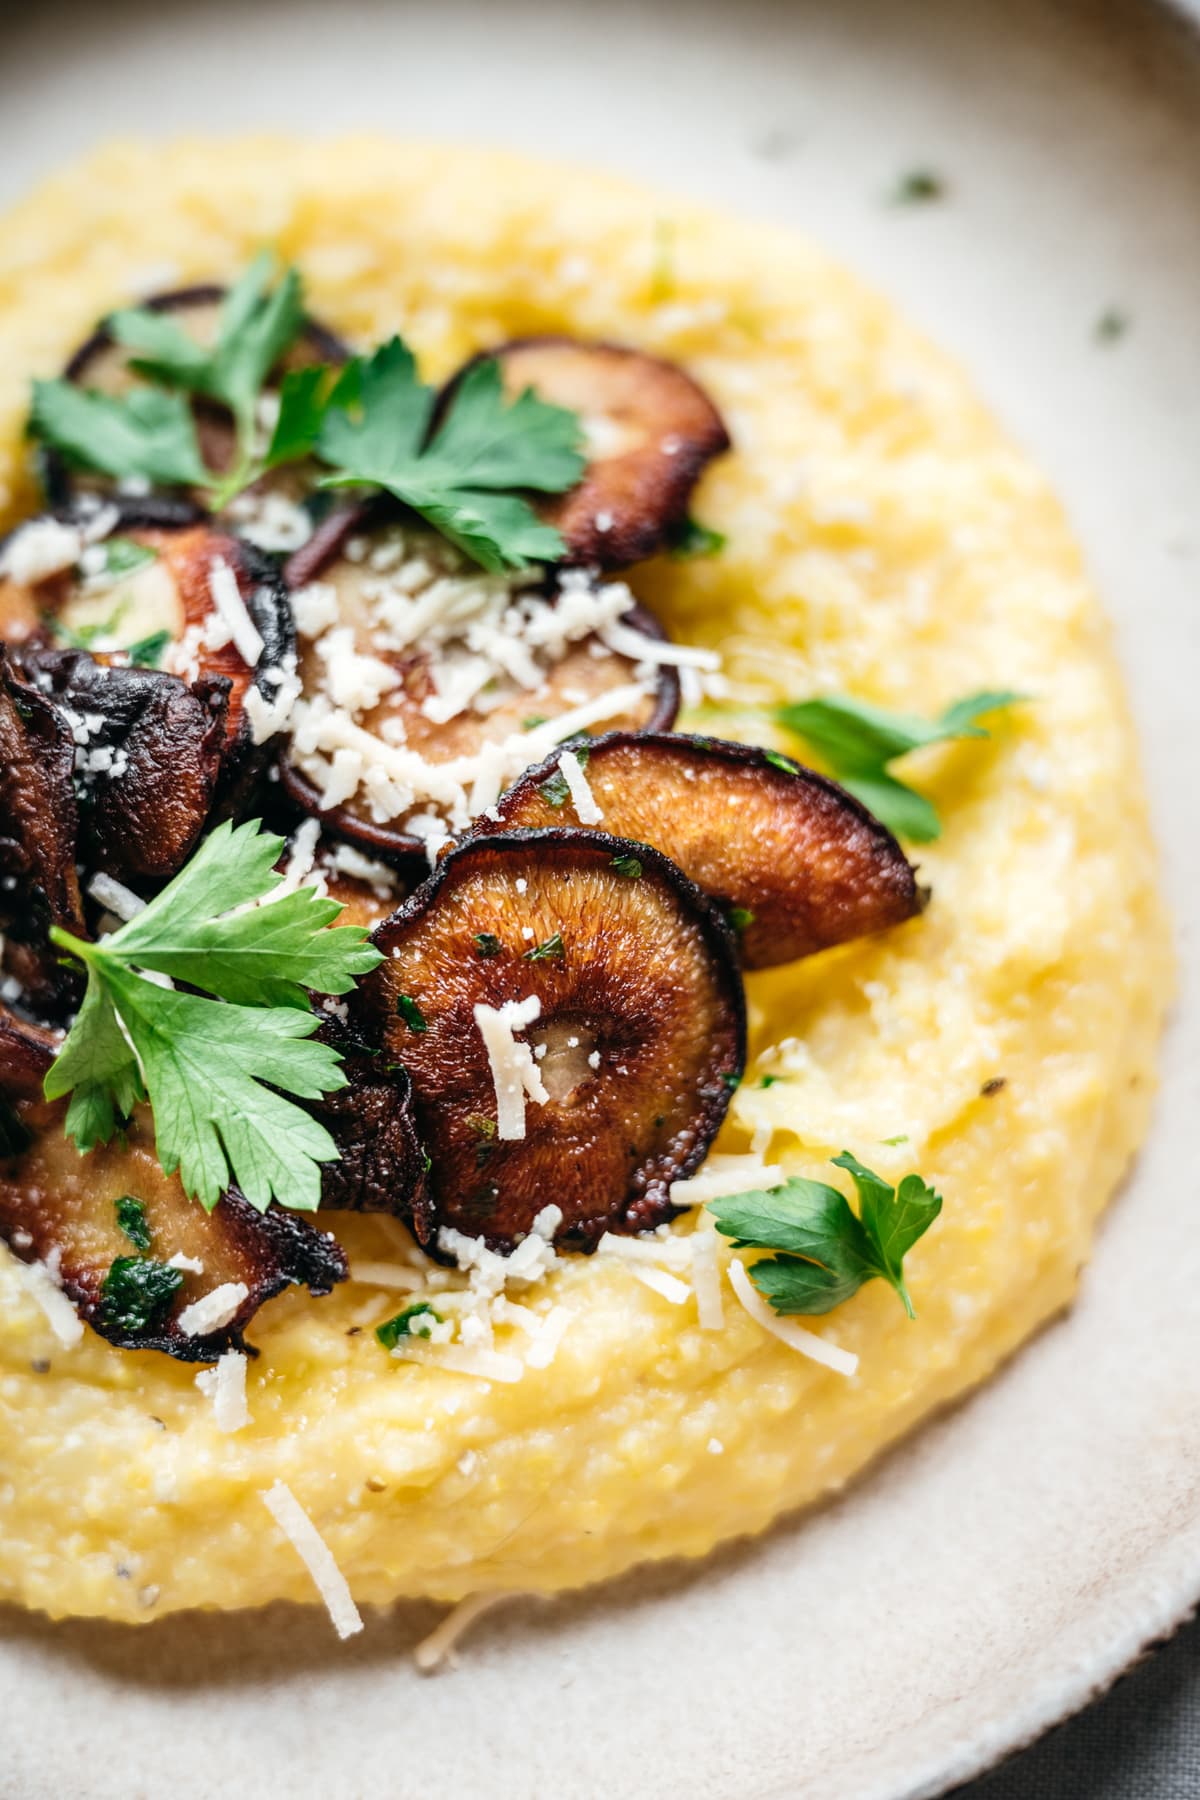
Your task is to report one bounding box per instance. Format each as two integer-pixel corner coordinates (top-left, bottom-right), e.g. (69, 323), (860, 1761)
(0, 139), (1172, 1623)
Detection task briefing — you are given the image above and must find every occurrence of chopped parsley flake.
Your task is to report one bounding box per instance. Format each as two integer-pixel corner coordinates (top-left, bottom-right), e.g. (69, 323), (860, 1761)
(728, 906), (755, 932)
(889, 168), (946, 206)
(376, 1301), (441, 1349)
(114, 1194), (152, 1251)
(611, 853), (643, 879)
(473, 932), (502, 959)
(525, 931), (565, 963)
(126, 629), (172, 669)
(669, 516), (727, 559)
(99, 1256), (183, 1334)
(395, 994), (427, 1032)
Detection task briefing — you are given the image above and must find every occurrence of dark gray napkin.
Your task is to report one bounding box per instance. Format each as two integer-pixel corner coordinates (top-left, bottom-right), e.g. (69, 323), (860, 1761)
(953, 1607), (1200, 1797)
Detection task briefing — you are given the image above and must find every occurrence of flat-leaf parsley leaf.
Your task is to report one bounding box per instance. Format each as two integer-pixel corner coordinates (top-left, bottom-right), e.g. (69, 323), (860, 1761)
(775, 689), (1024, 841)
(43, 819), (382, 1214)
(709, 1151), (942, 1319)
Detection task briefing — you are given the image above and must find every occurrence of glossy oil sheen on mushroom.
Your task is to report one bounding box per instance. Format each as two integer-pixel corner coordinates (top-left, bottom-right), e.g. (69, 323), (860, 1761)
(474, 731), (924, 968)
(358, 829), (745, 1251)
(0, 1093), (346, 1361)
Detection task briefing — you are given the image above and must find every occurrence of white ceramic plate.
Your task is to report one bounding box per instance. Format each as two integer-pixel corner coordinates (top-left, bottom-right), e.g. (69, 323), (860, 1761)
(1, 2), (1198, 1795)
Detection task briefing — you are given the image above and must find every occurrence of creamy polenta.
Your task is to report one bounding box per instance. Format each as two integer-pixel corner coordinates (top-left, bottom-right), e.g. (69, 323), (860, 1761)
(0, 139), (1170, 1625)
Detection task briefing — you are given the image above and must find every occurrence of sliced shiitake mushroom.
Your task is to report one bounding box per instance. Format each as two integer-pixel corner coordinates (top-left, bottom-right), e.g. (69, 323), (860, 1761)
(0, 1079), (347, 1362)
(1, 517), (293, 807)
(471, 732), (924, 969)
(0, 649), (86, 1019)
(441, 337), (730, 567)
(308, 1029), (429, 1215)
(19, 645), (230, 887)
(278, 512), (678, 868)
(357, 830), (745, 1252)
(42, 282), (349, 523)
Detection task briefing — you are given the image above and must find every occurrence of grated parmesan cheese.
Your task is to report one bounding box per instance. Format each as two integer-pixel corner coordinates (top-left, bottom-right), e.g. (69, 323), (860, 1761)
(524, 1304), (571, 1369)
(208, 558), (265, 667)
(473, 995), (548, 1140)
(412, 1591), (508, 1673)
(625, 1264), (692, 1305)
(261, 1481), (363, 1639)
(21, 1260), (83, 1348)
(690, 1219), (725, 1330)
(557, 748), (603, 824)
(88, 872), (145, 922)
(669, 1155), (786, 1209)
(177, 1282), (249, 1338)
(195, 1350), (249, 1432)
(0, 516), (82, 584)
(727, 1259), (858, 1377)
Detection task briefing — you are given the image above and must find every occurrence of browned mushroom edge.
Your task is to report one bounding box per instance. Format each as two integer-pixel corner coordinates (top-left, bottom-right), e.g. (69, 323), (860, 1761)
(41, 283), (350, 522)
(354, 828), (746, 1254)
(17, 645), (231, 888)
(0, 1019), (347, 1361)
(306, 1025), (430, 1217)
(438, 336), (730, 568)
(0, 649), (87, 1020)
(467, 731), (926, 969)
(0, 516), (295, 817)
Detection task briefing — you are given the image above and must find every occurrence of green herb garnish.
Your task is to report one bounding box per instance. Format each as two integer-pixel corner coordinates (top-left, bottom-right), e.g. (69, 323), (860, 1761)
(114, 1194), (152, 1251)
(611, 854), (643, 879)
(126, 629), (172, 669)
(307, 336), (586, 572)
(728, 906), (755, 932)
(103, 537), (158, 577)
(99, 1256), (183, 1333)
(108, 254), (305, 504)
(395, 995), (427, 1032)
(525, 931), (565, 963)
(710, 1151), (942, 1319)
(889, 168), (946, 206)
(1094, 308), (1130, 344)
(720, 1072), (741, 1091)
(376, 1301), (442, 1350)
(29, 384), (212, 490)
(775, 690), (1024, 842)
(43, 819), (381, 1213)
(669, 517), (727, 560)
(538, 744), (589, 809)
(473, 932), (502, 959)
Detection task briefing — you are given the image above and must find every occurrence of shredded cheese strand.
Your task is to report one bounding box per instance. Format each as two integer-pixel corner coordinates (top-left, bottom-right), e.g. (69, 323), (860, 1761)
(728, 1258), (858, 1377)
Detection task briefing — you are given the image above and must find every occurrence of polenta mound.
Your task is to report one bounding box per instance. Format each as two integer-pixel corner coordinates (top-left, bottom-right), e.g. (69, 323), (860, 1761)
(0, 138), (1171, 1624)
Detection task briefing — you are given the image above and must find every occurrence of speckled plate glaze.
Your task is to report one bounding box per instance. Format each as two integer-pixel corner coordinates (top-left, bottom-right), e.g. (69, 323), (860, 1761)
(0, 2), (1198, 1796)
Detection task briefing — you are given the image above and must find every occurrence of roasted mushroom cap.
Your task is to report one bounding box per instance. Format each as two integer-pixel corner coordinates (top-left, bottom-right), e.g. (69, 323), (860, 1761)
(308, 1031), (430, 1216)
(472, 732), (924, 969)
(441, 337), (730, 567)
(279, 514), (678, 868)
(0, 517), (293, 806)
(19, 645), (230, 887)
(42, 283), (349, 524)
(358, 830), (745, 1252)
(0, 1078), (347, 1362)
(0, 649), (86, 1020)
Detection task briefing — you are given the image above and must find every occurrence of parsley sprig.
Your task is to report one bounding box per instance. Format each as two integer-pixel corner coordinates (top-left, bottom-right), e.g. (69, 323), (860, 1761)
(709, 1152), (942, 1319)
(774, 690), (1023, 841)
(44, 820), (382, 1214)
(30, 254), (305, 507)
(273, 336), (586, 571)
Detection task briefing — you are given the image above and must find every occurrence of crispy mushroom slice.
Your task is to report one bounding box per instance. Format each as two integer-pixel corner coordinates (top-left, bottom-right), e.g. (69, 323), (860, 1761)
(308, 1032), (430, 1215)
(357, 830), (745, 1252)
(442, 337), (730, 567)
(20, 645), (230, 886)
(472, 732), (924, 969)
(278, 514), (678, 868)
(1, 517), (293, 803)
(0, 1082), (347, 1362)
(42, 282), (349, 522)
(0, 649), (86, 1019)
